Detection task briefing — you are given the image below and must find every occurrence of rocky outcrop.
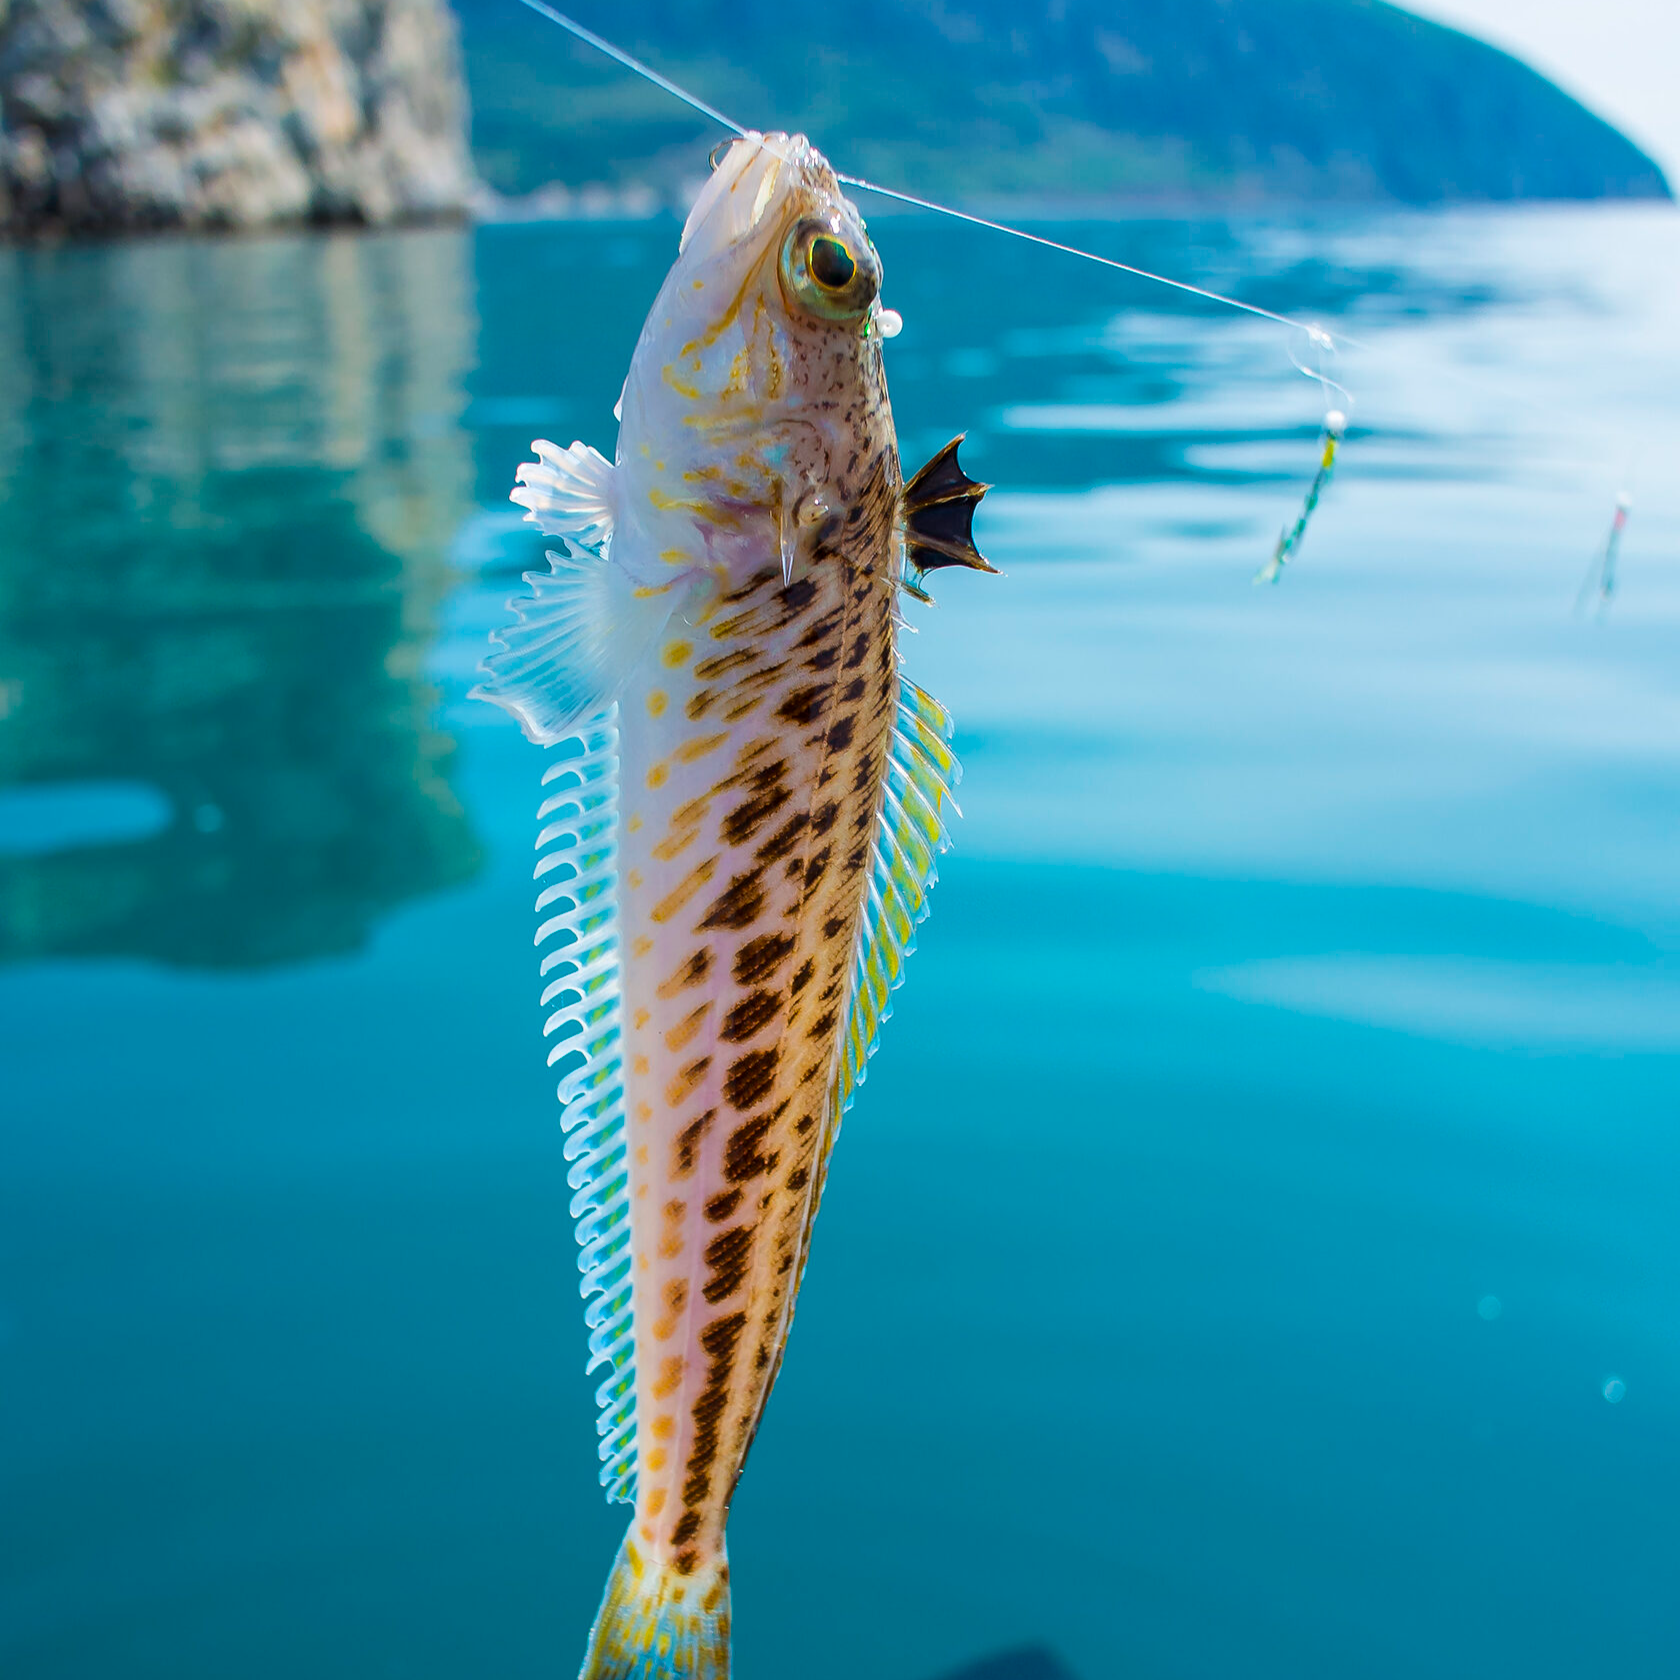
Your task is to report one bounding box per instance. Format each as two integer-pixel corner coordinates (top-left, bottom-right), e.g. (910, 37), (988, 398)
(0, 1), (474, 238)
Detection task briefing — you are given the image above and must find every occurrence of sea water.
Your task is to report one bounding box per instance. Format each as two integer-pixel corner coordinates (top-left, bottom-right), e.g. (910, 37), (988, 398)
(2, 205), (1678, 1680)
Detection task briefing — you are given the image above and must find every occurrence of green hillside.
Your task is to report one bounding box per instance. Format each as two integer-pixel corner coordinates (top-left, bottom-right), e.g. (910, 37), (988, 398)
(454, 0), (1670, 204)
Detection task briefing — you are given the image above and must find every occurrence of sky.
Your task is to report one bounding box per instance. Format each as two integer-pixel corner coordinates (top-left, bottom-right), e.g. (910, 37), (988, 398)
(1402, 0), (1679, 186)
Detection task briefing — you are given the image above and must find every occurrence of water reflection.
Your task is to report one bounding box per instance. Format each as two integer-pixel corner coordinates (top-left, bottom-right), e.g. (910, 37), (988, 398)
(928, 1647), (1080, 1680)
(0, 229), (481, 969)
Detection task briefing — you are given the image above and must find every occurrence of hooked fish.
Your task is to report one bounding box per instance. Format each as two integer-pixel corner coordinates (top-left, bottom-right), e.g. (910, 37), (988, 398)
(474, 132), (995, 1680)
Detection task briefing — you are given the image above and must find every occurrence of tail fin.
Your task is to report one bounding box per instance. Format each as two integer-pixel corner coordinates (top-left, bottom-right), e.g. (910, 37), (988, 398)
(579, 1530), (730, 1680)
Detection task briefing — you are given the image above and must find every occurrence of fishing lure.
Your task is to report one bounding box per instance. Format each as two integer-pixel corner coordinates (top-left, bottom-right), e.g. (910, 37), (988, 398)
(1255, 327), (1351, 585)
(1255, 409), (1347, 585)
(1576, 491), (1632, 616)
(475, 131), (993, 1680)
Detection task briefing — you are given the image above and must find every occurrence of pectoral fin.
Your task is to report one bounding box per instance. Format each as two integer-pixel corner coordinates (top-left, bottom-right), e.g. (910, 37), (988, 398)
(472, 543), (680, 745)
(511, 438), (616, 548)
(477, 440), (687, 744)
(901, 434), (997, 579)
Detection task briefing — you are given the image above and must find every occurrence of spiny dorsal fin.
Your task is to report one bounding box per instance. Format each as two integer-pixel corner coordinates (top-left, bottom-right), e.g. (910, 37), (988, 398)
(901, 434), (998, 577)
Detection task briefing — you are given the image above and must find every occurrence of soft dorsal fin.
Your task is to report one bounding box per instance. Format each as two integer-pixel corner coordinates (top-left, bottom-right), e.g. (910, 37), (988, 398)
(901, 434), (997, 578)
(835, 677), (961, 1122)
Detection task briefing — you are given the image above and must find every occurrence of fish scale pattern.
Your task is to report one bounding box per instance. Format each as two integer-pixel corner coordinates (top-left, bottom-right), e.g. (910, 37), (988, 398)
(533, 711), (638, 1505)
(837, 677), (961, 1119)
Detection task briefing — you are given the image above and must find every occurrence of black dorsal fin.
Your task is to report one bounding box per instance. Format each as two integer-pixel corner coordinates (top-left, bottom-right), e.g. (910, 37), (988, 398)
(901, 434), (998, 577)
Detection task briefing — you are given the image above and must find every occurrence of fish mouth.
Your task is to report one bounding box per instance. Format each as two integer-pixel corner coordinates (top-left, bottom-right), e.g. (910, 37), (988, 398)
(679, 131), (831, 266)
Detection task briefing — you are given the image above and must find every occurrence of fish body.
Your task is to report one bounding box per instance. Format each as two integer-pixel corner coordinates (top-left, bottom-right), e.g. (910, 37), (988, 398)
(476, 133), (993, 1680)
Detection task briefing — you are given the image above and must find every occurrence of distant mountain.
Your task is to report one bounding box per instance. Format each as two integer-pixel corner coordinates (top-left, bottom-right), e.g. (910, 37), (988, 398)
(454, 0), (1671, 204)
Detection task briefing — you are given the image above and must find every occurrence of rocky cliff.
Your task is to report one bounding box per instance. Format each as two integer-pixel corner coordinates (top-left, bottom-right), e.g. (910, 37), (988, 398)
(0, 0), (474, 237)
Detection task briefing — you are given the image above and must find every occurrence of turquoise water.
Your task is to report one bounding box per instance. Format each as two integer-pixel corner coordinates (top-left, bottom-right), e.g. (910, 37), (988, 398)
(3, 205), (1679, 1679)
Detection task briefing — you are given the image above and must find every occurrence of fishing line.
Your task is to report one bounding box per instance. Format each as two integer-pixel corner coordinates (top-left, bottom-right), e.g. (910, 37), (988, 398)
(518, 0), (748, 139)
(517, 1), (1359, 351)
(834, 174), (1362, 347)
(517, 0), (1361, 578)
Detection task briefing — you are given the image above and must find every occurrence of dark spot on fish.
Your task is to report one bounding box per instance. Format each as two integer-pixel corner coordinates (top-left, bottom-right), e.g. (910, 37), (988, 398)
(723, 781), (790, 847)
(724, 1049), (779, 1112)
(721, 692), (765, 723)
(797, 611), (843, 649)
(787, 1165), (810, 1191)
(658, 948), (712, 999)
(694, 649), (755, 681)
(724, 1110), (783, 1182)
(827, 713), (856, 752)
(672, 1110), (716, 1178)
(777, 576), (819, 614)
(723, 565), (779, 604)
(844, 635), (871, 670)
(705, 1187), (743, 1223)
(810, 801), (839, 836)
(841, 676), (866, 703)
(734, 931), (795, 985)
(823, 916), (845, 940)
(803, 846), (831, 895)
(711, 606), (766, 640)
(808, 512), (844, 553)
(673, 1537), (700, 1567)
(755, 812), (807, 863)
(775, 685), (829, 726)
(666, 1057), (712, 1108)
(699, 870), (766, 931)
(684, 1309), (746, 1506)
(702, 1225), (754, 1303)
(806, 1009), (836, 1039)
(790, 959), (815, 995)
(721, 989), (781, 1043)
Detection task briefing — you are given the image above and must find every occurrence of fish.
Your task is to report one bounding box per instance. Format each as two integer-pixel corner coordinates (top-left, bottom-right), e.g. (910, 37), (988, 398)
(473, 131), (995, 1680)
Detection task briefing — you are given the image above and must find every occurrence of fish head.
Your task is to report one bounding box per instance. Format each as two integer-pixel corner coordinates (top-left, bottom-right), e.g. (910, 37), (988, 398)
(676, 131), (882, 325)
(615, 133), (894, 590)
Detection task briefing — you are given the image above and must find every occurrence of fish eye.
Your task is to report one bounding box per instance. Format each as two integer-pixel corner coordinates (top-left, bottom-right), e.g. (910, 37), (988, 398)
(779, 219), (879, 323)
(809, 236), (856, 291)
